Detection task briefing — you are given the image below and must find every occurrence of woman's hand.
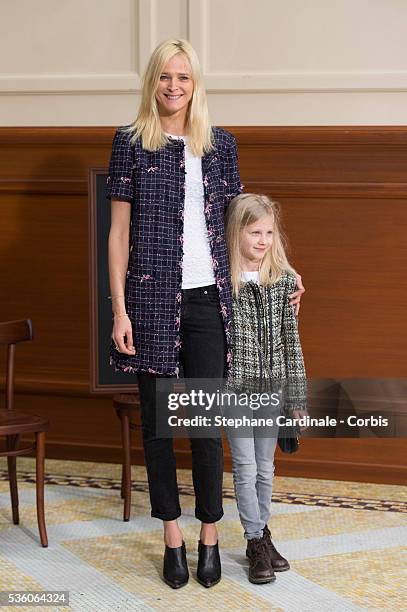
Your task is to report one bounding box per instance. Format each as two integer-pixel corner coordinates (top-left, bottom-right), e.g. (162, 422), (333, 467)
(289, 273), (305, 316)
(112, 315), (136, 355)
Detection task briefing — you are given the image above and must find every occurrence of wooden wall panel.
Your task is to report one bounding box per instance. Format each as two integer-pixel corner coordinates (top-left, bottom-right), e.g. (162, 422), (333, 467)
(0, 127), (406, 485)
(263, 196), (407, 378)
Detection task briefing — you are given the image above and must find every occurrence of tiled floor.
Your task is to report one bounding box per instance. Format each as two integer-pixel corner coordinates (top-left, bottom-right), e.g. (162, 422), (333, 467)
(0, 458), (406, 612)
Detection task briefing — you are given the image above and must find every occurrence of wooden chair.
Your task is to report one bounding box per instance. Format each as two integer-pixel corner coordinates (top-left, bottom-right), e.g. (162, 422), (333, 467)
(0, 319), (49, 547)
(113, 394), (138, 521)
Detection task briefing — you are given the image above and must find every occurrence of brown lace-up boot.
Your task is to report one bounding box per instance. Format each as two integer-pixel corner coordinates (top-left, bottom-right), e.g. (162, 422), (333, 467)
(246, 537), (276, 584)
(262, 525), (290, 571)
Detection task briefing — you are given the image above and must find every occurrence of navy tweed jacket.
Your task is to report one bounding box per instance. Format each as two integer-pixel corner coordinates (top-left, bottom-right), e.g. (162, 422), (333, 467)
(106, 126), (243, 375)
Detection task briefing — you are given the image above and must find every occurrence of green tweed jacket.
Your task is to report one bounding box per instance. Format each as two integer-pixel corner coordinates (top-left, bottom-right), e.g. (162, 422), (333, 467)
(228, 271), (307, 409)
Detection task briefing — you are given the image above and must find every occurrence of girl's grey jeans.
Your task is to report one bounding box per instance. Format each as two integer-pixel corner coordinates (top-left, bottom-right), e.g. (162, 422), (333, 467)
(227, 430), (278, 540)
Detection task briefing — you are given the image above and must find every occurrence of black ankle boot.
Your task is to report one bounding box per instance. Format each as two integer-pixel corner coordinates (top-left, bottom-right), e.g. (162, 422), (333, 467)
(197, 540), (221, 588)
(163, 542), (189, 589)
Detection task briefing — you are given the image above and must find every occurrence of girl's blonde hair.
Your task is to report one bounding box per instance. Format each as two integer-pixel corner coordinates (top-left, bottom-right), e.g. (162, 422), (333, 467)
(126, 39), (213, 157)
(225, 193), (296, 296)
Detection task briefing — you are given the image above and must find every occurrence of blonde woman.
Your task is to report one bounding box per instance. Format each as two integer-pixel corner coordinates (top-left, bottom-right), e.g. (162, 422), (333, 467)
(107, 40), (304, 589)
(225, 193), (307, 584)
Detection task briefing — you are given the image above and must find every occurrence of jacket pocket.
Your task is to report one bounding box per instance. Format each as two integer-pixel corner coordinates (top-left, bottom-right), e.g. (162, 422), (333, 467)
(129, 272), (155, 283)
(126, 266), (156, 286)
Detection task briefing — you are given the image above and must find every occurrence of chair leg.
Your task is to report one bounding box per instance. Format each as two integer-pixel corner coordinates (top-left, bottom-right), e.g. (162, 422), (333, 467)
(116, 409), (125, 499)
(35, 431), (48, 547)
(120, 412), (132, 522)
(7, 435), (19, 525)
(120, 463), (125, 499)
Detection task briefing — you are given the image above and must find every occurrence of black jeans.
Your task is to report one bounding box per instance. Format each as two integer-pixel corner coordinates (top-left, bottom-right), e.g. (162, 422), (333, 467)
(137, 284), (226, 522)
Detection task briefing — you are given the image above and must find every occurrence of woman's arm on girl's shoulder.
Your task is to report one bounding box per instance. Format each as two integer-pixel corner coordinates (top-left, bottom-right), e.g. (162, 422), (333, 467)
(282, 274), (307, 409)
(289, 273), (305, 316)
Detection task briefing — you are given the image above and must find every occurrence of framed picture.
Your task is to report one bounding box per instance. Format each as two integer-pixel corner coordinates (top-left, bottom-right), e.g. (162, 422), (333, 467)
(88, 168), (138, 393)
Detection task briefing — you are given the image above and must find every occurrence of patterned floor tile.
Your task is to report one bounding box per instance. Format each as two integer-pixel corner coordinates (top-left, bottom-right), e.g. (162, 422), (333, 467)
(293, 546), (407, 611)
(0, 457), (405, 611)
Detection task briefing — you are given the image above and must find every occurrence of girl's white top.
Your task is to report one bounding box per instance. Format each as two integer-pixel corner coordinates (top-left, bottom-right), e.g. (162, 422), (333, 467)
(241, 270), (260, 284)
(169, 134), (215, 289)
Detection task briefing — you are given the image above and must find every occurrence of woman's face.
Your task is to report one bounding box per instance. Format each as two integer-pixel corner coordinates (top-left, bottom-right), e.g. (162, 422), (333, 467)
(240, 214), (274, 269)
(155, 53), (194, 120)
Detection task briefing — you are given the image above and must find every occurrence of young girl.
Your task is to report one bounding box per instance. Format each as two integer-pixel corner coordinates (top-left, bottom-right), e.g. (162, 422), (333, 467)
(225, 193), (307, 584)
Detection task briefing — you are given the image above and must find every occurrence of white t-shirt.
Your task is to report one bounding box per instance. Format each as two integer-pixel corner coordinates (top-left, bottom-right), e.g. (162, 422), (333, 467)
(167, 134), (215, 289)
(241, 270), (260, 284)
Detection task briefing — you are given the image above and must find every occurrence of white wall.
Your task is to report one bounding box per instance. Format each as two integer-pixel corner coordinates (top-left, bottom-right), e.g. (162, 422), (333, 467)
(1, 0), (406, 125)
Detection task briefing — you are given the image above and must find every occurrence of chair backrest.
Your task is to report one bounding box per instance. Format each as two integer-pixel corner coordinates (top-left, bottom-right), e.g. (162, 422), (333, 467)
(0, 319), (32, 411)
(0, 319), (32, 345)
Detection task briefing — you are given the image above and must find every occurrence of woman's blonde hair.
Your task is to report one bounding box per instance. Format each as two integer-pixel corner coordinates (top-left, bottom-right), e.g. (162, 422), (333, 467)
(126, 39), (213, 157)
(225, 193), (296, 296)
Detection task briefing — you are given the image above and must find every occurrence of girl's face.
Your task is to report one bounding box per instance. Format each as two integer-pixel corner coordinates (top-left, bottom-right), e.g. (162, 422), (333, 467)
(155, 53), (194, 120)
(240, 214), (274, 270)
